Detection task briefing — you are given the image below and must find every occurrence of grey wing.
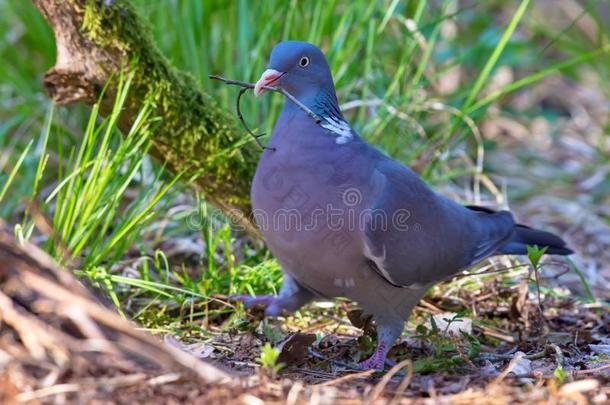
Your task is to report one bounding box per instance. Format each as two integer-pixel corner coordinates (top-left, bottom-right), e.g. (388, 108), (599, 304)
(361, 164), (515, 288)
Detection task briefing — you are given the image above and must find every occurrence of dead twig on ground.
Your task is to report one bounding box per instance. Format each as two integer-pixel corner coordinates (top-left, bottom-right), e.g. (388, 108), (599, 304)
(0, 219), (235, 397)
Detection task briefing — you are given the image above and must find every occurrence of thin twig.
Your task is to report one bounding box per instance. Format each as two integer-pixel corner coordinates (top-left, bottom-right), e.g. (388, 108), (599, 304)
(546, 343), (565, 369)
(236, 87), (275, 151)
(502, 362), (610, 380)
(210, 75), (322, 123)
(451, 263), (528, 280)
(209, 75), (322, 150)
(475, 325), (516, 343)
(369, 359), (413, 402)
(318, 369), (375, 387)
(487, 352), (525, 387)
(575, 362), (610, 375)
(308, 348), (354, 369)
(390, 361), (414, 405)
(279, 88), (322, 123)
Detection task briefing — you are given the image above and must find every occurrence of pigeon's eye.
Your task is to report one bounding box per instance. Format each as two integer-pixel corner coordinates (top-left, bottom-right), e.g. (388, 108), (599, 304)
(299, 56), (310, 68)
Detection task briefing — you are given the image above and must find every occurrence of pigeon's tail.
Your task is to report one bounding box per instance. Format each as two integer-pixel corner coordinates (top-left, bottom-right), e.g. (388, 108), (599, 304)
(497, 224), (573, 256)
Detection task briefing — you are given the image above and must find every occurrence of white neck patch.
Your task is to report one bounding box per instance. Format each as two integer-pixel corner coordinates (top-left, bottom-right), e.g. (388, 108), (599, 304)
(320, 116), (353, 144)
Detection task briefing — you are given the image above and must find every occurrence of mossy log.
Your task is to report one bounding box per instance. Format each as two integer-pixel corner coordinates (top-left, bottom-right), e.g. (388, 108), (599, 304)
(31, 0), (261, 235)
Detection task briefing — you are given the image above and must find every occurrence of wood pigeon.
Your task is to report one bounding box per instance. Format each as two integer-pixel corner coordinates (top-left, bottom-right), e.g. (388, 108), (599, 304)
(235, 41), (573, 370)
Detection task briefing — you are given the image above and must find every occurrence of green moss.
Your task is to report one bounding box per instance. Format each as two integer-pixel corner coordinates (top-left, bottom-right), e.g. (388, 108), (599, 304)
(80, 0), (259, 213)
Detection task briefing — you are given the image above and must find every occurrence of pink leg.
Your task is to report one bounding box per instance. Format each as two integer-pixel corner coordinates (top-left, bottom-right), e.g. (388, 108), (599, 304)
(356, 317), (404, 371)
(231, 294), (276, 309)
(231, 274), (313, 317)
(357, 342), (388, 371)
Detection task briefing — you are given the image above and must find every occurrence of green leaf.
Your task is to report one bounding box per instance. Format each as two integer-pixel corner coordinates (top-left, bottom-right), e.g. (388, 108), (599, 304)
(430, 315), (439, 335)
(0, 140), (33, 204)
(416, 324), (428, 337)
(259, 343), (284, 374)
(565, 257), (596, 303)
(527, 245), (548, 269)
(554, 366), (567, 383)
(462, 0), (531, 111)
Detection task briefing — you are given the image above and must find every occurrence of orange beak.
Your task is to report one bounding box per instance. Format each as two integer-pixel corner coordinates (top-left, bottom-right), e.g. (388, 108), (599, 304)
(254, 69), (285, 96)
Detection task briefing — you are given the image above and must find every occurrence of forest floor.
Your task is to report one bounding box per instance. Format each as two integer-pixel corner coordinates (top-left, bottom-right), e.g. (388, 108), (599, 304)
(1, 271), (609, 404)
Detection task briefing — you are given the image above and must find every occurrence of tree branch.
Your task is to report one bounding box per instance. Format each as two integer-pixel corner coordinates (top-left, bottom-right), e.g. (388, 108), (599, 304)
(31, 0), (261, 235)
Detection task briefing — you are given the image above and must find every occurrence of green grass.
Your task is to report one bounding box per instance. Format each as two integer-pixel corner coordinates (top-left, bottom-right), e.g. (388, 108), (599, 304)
(3, 0), (608, 187)
(2, 68), (283, 322)
(0, 0), (608, 333)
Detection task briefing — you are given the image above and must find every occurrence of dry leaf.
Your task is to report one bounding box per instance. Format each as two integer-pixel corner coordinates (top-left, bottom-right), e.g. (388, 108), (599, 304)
(276, 333), (316, 366)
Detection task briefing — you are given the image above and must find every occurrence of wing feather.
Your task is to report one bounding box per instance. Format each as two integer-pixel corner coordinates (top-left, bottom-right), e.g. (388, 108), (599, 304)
(361, 163), (515, 287)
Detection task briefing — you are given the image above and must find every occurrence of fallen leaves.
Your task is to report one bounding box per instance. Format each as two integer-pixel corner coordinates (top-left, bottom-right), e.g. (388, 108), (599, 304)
(276, 333), (316, 366)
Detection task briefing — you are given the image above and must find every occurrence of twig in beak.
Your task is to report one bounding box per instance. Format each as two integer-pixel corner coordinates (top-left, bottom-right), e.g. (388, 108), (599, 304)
(278, 88), (322, 123)
(236, 87), (275, 151)
(209, 75), (322, 150)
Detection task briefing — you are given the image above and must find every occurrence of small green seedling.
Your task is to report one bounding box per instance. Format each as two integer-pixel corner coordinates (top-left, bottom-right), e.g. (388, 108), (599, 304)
(413, 311), (480, 373)
(259, 343), (284, 377)
(527, 245), (548, 314)
(553, 365), (567, 384)
(526, 245), (548, 270)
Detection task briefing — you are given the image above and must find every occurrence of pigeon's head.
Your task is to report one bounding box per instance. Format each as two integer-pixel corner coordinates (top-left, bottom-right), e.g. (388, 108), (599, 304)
(254, 41), (335, 99)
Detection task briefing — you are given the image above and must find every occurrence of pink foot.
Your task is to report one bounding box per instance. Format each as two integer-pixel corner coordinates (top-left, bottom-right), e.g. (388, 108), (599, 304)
(230, 294), (283, 316)
(231, 294), (275, 309)
(356, 356), (385, 371)
(356, 343), (387, 371)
